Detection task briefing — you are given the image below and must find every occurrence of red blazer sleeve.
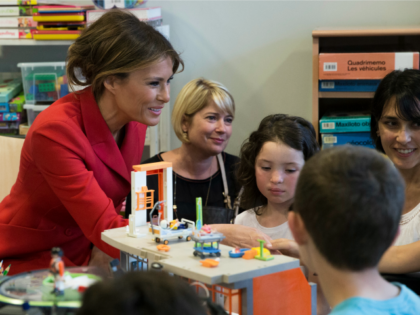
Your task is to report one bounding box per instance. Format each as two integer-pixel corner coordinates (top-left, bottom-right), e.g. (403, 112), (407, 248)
(31, 119), (128, 258)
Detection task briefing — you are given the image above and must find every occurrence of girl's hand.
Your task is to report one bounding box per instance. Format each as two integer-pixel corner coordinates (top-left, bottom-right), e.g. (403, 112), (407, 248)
(210, 224), (272, 249)
(266, 238), (300, 258)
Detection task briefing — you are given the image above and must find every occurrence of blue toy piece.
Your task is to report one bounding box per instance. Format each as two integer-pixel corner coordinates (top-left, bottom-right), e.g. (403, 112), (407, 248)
(29, 85), (38, 94)
(0, 103), (9, 113)
(229, 248), (250, 258)
(193, 244), (221, 260)
(60, 84), (69, 98)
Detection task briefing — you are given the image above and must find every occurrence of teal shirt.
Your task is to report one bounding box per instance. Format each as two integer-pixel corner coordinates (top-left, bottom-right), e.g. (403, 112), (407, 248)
(331, 283), (420, 315)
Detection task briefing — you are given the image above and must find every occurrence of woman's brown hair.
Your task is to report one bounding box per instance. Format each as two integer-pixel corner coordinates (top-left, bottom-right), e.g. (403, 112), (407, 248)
(67, 9), (183, 100)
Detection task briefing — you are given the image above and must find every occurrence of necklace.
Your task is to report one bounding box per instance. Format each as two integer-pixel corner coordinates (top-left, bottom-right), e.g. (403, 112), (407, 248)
(173, 157), (216, 219)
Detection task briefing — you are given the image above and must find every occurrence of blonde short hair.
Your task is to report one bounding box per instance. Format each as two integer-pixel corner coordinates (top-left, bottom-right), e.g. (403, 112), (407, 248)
(172, 78), (235, 143)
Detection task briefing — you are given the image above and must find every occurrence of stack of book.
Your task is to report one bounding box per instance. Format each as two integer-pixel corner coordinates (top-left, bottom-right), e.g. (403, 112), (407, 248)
(0, 78), (25, 135)
(0, 1), (37, 39)
(32, 4), (94, 40)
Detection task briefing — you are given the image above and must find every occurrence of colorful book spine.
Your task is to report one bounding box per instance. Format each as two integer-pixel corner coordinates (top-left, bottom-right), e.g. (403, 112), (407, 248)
(0, 16), (36, 27)
(0, 28), (31, 38)
(0, 6), (33, 16)
(32, 30), (81, 40)
(319, 112), (371, 133)
(86, 7), (161, 24)
(0, 1), (36, 4)
(33, 12), (85, 22)
(0, 112), (21, 121)
(319, 80), (381, 92)
(322, 132), (375, 150)
(319, 52), (420, 80)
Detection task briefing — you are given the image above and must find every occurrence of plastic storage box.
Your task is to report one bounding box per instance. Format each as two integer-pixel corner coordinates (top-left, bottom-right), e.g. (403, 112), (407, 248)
(24, 104), (49, 126)
(18, 62), (68, 104)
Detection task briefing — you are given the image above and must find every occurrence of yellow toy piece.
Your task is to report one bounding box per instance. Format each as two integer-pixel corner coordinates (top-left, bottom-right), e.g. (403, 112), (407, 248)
(169, 220), (178, 230)
(251, 247), (271, 257)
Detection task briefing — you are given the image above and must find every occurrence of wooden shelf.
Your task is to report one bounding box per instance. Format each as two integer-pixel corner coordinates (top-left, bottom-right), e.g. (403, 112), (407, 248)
(318, 92), (375, 99)
(0, 40), (73, 46)
(313, 27), (420, 38)
(312, 27), (420, 141)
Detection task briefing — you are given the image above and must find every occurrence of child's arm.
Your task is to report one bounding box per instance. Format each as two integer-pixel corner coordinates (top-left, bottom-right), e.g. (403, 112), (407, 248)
(210, 224), (272, 248)
(379, 241), (420, 274)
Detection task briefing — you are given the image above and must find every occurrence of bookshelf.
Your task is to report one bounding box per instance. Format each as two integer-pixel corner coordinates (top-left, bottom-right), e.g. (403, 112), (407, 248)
(312, 27), (420, 140)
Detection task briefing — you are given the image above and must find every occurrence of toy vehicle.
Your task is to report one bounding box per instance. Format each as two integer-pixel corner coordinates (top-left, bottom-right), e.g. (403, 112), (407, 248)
(148, 201), (194, 245)
(192, 228), (226, 259)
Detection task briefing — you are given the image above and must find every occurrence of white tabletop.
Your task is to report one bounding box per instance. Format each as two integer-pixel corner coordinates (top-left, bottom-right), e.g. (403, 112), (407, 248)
(102, 226), (299, 285)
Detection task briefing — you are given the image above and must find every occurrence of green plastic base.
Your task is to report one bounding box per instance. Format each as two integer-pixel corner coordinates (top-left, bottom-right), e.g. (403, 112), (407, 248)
(254, 255), (274, 261)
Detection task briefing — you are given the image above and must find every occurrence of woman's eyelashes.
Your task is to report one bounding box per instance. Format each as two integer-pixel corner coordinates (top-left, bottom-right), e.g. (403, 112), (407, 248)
(148, 77), (173, 87)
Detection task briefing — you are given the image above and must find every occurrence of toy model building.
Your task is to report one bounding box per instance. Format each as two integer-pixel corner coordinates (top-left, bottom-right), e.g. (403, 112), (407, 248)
(102, 226), (316, 315)
(105, 162), (316, 314)
(128, 162), (173, 238)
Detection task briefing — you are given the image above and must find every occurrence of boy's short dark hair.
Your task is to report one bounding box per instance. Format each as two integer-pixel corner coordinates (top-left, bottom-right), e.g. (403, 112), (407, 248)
(294, 146), (405, 271)
(77, 271), (207, 315)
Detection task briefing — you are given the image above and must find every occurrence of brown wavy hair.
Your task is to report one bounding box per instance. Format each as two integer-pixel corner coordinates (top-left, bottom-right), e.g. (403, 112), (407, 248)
(67, 9), (184, 101)
(237, 114), (319, 211)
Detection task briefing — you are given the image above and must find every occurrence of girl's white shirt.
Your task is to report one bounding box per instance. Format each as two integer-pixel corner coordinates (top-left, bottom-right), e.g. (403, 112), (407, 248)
(234, 207), (294, 240)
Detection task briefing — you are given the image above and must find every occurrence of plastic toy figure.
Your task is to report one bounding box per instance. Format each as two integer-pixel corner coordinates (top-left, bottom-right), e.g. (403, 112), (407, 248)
(50, 247), (65, 296)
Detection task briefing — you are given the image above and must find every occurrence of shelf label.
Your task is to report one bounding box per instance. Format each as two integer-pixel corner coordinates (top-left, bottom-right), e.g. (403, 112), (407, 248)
(323, 62), (337, 72)
(321, 81), (335, 89)
(322, 122), (335, 130)
(323, 136), (337, 144)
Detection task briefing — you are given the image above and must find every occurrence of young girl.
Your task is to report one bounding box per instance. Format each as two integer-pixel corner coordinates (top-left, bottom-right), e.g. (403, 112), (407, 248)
(235, 114), (319, 240)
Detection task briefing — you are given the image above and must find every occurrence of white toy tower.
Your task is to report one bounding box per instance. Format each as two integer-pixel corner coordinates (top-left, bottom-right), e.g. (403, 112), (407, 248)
(128, 162), (173, 238)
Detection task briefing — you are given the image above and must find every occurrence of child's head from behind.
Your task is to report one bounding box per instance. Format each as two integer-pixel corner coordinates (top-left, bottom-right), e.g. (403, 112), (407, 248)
(77, 271), (207, 315)
(290, 146), (405, 272)
(238, 114), (319, 210)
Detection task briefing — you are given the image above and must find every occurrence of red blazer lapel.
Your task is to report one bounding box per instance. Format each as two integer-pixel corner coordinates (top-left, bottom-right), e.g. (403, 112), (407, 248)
(120, 122), (147, 176)
(79, 87), (130, 183)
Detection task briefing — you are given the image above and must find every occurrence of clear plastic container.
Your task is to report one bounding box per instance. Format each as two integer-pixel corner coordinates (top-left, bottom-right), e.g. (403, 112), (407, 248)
(17, 62), (67, 105)
(24, 104), (49, 126)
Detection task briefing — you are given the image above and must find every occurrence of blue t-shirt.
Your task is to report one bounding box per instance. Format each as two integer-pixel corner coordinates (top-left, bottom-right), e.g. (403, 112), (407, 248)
(331, 283), (420, 315)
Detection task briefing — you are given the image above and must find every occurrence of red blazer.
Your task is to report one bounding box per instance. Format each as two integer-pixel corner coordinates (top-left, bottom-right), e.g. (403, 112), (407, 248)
(0, 87), (146, 275)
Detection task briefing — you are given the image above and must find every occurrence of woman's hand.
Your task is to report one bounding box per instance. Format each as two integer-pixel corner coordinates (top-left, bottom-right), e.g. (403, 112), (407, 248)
(89, 245), (113, 275)
(210, 224), (272, 248)
(266, 238), (300, 259)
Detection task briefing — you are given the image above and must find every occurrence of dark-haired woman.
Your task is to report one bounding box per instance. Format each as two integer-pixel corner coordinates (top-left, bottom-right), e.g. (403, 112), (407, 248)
(371, 69), (420, 249)
(0, 10), (183, 275)
(370, 69), (420, 275)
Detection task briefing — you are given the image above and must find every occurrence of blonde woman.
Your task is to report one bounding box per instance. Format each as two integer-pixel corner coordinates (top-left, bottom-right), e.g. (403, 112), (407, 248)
(0, 10), (183, 275)
(134, 78), (272, 248)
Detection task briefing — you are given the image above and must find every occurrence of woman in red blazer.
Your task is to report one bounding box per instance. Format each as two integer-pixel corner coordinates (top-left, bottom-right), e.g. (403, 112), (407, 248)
(0, 10), (183, 275)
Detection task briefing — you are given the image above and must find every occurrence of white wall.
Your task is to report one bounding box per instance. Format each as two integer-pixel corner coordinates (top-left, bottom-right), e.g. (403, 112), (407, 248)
(142, 0), (420, 156)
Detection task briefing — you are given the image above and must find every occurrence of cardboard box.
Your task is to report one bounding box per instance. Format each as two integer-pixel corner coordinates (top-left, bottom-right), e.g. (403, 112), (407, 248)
(319, 52), (419, 80)
(320, 111), (371, 133)
(322, 132), (375, 150)
(319, 80), (381, 92)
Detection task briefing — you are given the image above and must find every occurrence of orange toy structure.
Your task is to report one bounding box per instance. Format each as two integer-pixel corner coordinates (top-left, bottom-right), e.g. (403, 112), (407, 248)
(199, 259), (219, 268)
(128, 162), (173, 238)
(156, 244), (171, 252)
(242, 249), (258, 260)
